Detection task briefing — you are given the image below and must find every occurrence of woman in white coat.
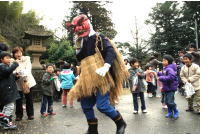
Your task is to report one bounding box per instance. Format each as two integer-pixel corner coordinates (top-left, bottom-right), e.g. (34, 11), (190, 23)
(12, 47), (36, 121)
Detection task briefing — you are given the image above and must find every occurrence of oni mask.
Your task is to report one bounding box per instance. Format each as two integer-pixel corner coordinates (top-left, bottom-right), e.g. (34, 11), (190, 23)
(65, 14), (90, 37)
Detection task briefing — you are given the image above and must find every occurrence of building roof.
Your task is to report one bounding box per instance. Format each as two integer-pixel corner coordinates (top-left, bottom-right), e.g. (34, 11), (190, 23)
(23, 25), (53, 39)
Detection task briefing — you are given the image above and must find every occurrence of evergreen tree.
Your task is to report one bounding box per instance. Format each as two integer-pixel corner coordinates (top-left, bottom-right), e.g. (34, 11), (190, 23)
(0, 1), (41, 49)
(47, 39), (77, 65)
(146, 1), (200, 57)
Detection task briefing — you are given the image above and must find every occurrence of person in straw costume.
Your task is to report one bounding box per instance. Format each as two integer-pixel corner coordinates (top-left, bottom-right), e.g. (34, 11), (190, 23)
(65, 14), (129, 134)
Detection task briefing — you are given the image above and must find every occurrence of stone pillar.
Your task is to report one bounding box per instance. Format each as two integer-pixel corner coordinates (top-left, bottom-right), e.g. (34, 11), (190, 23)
(32, 53), (43, 70)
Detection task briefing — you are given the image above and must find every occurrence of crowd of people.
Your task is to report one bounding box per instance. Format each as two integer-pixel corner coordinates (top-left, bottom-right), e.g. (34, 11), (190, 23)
(125, 43), (200, 119)
(0, 14), (129, 134)
(0, 42), (200, 132)
(0, 43), (80, 130)
(0, 13), (200, 133)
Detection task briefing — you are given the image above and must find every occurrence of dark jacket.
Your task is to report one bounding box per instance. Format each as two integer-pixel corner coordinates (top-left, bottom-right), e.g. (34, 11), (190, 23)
(76, 34), (116, 65)
(158, 64), (178, 92)
(76, 34), (117, 80)
(191, 52), (200, 66)
(0, 62), (20, 106)
(42, 72), (56, 96)
(128, 68), (146, 93)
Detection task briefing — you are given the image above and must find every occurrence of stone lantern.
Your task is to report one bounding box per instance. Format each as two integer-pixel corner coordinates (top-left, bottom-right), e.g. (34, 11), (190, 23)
(24, 25), (52, 69)
(23, 26), (53, 101)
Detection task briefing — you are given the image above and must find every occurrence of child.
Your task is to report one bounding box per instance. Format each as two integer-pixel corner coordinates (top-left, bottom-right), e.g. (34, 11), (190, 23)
(156, 75), (167, 109)
(53, 68), (62, 102)
(128, 58), (147, 114)
(145, 64), (157, 97)
(160, 84), (167, 109)
(180, 53), (200, 114)
(59, 63), (75, 108)
(41, 64), (57, 117)
(0, 52), (19, 129)
(176, 51), (186, 96)
(157, 55), (179, 119)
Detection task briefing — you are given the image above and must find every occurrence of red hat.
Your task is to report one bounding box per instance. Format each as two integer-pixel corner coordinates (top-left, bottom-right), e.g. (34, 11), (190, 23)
(66, 14), (90, 37)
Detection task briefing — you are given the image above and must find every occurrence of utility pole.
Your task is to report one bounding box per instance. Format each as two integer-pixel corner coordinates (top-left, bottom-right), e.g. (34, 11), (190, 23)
(193, 13), (199, 50)
(134, 16), (139, 59)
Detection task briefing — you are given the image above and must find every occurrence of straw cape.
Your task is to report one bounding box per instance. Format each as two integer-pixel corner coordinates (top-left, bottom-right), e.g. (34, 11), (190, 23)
(68, 34), (129, 105)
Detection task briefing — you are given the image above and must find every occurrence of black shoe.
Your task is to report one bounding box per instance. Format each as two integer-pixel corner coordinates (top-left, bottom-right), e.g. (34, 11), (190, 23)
(186, 108), (194, 112)
(28, 116), (34, 120)
(15, 117), (22, 121)
(86, 118), (98, 134)
(192, 111), (200, 115)
(113, 112), (127, 134)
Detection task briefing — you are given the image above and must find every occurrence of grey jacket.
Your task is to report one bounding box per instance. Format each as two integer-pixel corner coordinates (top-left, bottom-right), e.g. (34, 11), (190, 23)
(128, 68), (146, 93)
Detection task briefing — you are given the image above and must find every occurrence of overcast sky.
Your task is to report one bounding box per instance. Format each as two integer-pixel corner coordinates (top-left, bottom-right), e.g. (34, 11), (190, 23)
(22, 0), (158, 43)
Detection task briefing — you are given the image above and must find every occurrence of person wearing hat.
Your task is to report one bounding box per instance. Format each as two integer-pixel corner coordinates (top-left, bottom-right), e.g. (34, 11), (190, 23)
(66, 14), (128, 134)
(180, 53), (200, 114)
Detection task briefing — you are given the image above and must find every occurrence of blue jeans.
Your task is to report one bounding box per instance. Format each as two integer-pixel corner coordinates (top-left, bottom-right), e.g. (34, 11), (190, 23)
(132, 92), (146, 111)
(40, 95), (53, 114)
(80, 91), (118, 120)
(164, 91), (176, 108)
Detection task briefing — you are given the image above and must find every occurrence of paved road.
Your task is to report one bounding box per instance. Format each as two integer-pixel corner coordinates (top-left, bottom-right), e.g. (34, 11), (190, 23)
(0, 91), (200, 134)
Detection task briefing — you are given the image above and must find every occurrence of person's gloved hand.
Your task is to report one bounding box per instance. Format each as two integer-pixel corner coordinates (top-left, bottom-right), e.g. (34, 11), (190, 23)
(96, 63), (111, 77)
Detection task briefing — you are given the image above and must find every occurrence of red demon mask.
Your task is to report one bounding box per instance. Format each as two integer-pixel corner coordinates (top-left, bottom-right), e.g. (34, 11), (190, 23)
(65, 14), (90, 37)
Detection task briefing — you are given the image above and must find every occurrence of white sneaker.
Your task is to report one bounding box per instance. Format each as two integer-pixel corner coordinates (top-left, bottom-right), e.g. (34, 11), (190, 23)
(133, 110), (138, 114)
(156, 95), (161, 98)
(142, 109), (147, 113)
(148, 93), (153, 97)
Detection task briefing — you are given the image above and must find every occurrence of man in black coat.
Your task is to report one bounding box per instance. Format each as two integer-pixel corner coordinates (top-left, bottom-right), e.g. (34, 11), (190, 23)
(65, 14), (127, 134)
(0, 52), (20, 130)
